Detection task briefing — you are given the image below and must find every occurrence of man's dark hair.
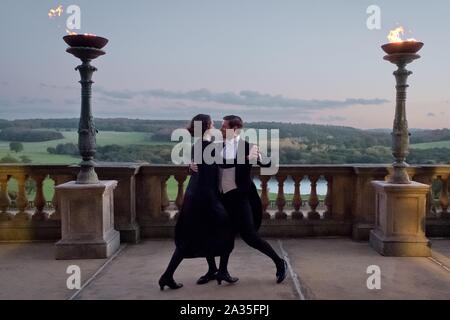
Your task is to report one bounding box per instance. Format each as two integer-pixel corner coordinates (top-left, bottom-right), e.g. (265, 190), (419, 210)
(223, 115), (243, 129)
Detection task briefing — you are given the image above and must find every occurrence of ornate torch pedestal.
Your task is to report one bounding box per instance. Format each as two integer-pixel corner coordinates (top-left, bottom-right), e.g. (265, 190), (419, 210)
(55, 34), (120, 259)
(370, 41), (431, 257)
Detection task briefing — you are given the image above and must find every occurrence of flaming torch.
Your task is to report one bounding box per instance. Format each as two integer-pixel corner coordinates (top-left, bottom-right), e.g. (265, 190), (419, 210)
(48, 5), (63, 18)
(381, 27), (423, 184)
(63, 34), (109, 184)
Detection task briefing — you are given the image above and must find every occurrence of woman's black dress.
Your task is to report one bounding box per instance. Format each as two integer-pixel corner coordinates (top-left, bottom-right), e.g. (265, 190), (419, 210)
(174, 140), (234, 258)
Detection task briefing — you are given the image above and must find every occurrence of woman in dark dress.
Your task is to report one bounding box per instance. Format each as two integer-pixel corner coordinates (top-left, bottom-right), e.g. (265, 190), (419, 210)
(158, 114), (235, 290)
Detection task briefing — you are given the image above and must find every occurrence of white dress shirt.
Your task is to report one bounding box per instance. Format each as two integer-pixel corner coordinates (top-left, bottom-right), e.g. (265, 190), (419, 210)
(219, 135), (240, 193)
(223, 135), (240, 160)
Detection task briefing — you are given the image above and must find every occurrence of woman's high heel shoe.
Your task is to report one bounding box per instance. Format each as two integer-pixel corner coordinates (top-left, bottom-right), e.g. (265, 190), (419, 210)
(216, 271), (239, 285)
(159, 276), (183, 290)
(197, 271), (218, 285)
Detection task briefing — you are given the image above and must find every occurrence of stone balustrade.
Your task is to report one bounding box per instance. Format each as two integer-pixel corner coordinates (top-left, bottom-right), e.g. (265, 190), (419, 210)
(0, 163), (449, 242)
(0, 163), (140, 242)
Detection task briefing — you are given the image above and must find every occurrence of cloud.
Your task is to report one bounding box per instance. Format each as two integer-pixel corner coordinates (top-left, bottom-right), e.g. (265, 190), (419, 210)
(40, 83), (74, 90)
(17, 96), (52, 105)
(97, 87), (134, 100)
(95, 87), (389, 111)
(0, 97), (12, 106)
(1, 81), (8, 86)
(0, 96), (53, 108)
(96, 95), (127, 106)
(64, 99), (78, 105)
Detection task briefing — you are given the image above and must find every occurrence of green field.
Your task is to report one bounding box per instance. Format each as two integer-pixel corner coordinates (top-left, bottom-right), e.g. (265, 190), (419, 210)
(411, 140), (450, 150)
(2, 129), (315, 202)
(2, 129), (180, 200)
(0, 129), (161, 164)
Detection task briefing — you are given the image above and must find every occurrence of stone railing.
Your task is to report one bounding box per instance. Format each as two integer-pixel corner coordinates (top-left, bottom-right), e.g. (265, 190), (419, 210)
(0, 163), (140, 242)
(0, 164), (449, 242)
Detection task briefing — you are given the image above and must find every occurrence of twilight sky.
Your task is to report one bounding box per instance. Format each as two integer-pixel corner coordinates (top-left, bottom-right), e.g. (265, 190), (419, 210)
(0, 0), (449, 129)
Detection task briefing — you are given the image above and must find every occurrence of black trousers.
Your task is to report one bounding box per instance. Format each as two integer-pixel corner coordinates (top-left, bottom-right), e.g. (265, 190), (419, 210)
(220, 189), (282, 266)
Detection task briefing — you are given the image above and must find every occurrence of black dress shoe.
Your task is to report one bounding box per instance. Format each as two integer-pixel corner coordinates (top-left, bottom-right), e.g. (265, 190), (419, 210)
(197, 271), (218, 285)
(216, 271), (239, 285)
(276, 259), (288, 284)
(159, 276), (183, 290)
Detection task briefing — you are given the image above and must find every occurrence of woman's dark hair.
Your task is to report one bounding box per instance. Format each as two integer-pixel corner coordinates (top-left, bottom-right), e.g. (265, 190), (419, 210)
(187, 114), (212, 137)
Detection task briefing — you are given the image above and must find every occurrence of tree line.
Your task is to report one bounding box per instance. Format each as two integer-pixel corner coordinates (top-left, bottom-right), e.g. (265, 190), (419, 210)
(46, 142), (450, 165)
(0, 127), (63, 142)
(1, 118), (450, 145)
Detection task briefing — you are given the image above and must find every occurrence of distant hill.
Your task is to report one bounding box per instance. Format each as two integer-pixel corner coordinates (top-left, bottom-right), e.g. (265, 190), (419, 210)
(0, 118), (449, 147)
(1, 118), (449, 165)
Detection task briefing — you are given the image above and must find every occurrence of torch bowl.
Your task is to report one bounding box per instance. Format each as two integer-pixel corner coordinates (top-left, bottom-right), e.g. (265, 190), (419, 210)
(381, 41), (424, 55)
(63, 34), (109, 49)
(66, 47), (105, 61)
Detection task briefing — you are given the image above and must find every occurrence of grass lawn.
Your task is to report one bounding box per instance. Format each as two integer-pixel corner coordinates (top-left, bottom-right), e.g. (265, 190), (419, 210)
(0, 129), (168, 165)
(411, 140), (450, 149)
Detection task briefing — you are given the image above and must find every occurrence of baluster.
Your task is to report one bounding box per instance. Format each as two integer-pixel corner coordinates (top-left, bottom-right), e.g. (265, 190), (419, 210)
(50, 175), (73, 220)
(14, 174), (30, 221)
(323, 175), (333, 219)
(307, 175), (320, 220)
(161, 175), (170, 219)
(174, 174), (187, 219)
(430, 179), (438, 216)
(32, 175), (48, 221)
(0, 174), (12, 221)
(275, 175), (287, 219)
(259, 175), (271, 219)
(291, 175), (303, 219)
(439, 175), (449, 218)
(51, 177), (59, 220)
(51, 181), (58, 219)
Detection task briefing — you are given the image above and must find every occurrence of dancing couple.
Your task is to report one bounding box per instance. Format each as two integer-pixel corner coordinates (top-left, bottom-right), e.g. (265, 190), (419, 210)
(159, 114), (287, 290)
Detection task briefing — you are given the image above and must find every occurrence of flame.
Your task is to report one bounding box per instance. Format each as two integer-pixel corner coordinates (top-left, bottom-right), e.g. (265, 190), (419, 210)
(66, 29), (77, 35)
(65, 29), (97, 37)
(48, 5), (63, 18)
(387, 26), (417, 43)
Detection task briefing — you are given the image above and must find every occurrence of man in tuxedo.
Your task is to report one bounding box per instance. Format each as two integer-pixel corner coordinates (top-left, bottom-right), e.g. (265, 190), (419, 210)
(192, 115), (287, 285)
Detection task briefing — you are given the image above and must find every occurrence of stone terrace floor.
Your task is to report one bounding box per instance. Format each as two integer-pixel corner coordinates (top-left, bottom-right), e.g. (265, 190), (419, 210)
(0, 238), (449, 300)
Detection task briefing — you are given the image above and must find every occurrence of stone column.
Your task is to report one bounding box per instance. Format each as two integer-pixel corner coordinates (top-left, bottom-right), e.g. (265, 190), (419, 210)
(352, 166), (389, 241)
(94, 164), (141, 244)
(55, 180), (120, 259)
(369, 181), (430, 257)
(75, 60), (99, 185)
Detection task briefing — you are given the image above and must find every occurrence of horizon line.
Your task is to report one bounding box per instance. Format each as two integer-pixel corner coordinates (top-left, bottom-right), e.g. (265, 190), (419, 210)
(0, 117), (449, 131)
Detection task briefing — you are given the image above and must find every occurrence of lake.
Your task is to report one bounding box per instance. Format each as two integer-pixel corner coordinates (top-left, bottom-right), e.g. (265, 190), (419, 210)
(253, 177), (328, 195)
